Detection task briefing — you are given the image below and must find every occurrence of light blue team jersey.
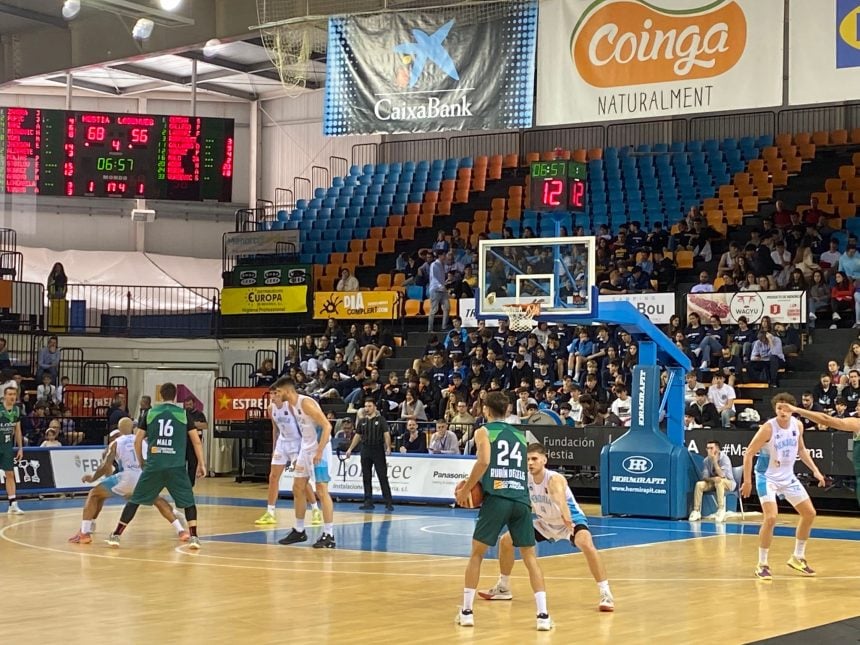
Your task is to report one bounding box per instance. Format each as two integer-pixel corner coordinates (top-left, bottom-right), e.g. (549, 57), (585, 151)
(755, 417), (801, 479)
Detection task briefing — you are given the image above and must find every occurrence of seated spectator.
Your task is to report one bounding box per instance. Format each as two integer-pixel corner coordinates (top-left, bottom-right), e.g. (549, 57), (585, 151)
(40, 423), (62, 447)
(449, 399), (476, 435)
(36, 373), (56, 405)
(707, 373), (736, 428)
(399, 419), (428, 453)
(818, 237), (841, 273)
(717, 273), (738, 292)
(38, 335), (60, 383)
(336, 267), (359, 291)
(830, 270), (855, 328)
(731, 316), (756, 361)
(749, 331), (784, 386)
(827, 360), (848, 387)
(428, 421), (458, 454)
(716, 242), (741, 277)
(107, 393), (128, 431)
(813, 373), (838, 413)
(255, 359), (277, 387)
(717, 346), (743, 387)
(558, 402), (576, 427)
(61, 409), (81, 445)
(24, 403), (49, 446)
(686, 388), (721, 428)
(843, 370), (860, 411)
(589, 402), (622, 426)
(773, 322), (799, 355)
(432, 229), (450, 254)
(845, 341), (860, 373)
(399, 388), (427, 421)
(684, 371), (704, 405)
(838, 243), (860, 281)
(795, 392), (824, 431)
(773, 200), (795, 228)
(609, 384), (632, 426)
(0, 337), (9, 370)
(829, 398), (853, 429)
(685, 312), (721, 371)
(55, 375), (68, 406)
(688, 440), (736, 523)
(515, 387), (537, 419)
(807, 270), (831, 324)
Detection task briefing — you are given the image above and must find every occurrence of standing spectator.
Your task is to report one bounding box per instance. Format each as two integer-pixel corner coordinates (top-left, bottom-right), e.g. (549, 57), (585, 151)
(37, 336), (60, 383)
(427, 250), (450, 332)
(47, 262), (68, 299)
(107, 393), (128, 432)
(688, 440), (736, 523)
(183, 397), (208, 486)
(0, 338), (10, 370)
(135, 395), (152, 430)
(428, 421), (459, 454)
(399, 418), (428, 454)
(346, 398), (393, 511)
(335, 267), (359, 292)
(707, 374), (736, 428)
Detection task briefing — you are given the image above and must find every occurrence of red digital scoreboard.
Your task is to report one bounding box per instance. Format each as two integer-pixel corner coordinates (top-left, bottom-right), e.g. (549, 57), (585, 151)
(528, 160), (587, 213)
(0, 108), (234, 201)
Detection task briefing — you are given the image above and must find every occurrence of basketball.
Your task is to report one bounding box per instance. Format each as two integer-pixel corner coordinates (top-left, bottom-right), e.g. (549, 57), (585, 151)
(455, 480), (484, 509)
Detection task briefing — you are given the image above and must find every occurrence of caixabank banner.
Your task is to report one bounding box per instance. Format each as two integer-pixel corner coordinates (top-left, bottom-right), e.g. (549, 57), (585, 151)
(537, 0), (783, 124)
(324, 1), (537, 135)
(789, 0), (860, 104)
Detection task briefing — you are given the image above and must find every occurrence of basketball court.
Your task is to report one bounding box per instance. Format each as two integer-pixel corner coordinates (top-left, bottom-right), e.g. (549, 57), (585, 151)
(2, 478), (858, 644)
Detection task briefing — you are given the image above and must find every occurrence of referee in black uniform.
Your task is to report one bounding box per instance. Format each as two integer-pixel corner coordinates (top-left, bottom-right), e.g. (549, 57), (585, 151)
(183, 398), (208, 486)
(345, 398), (394, 512)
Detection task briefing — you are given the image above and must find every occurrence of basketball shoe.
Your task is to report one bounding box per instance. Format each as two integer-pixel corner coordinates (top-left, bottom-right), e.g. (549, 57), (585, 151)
(754, 564), (772, 581)
(188, 536), (201, 550)
(786, 556), (815, 575)
(105, 534), (121, 548)
(599, 592), (615, 612)
(68, 531), (92, 544)
(455, 609), (474, 627)
(478, 584), (512, 601)
(536, 614), (554, 631)
(7, 502), (24, 515)
(255, 511), (277, 525)
(311, 508), (323, 525)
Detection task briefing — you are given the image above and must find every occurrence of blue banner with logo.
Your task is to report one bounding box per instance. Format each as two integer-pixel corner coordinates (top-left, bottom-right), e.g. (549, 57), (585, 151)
(324, 1), (537, 135)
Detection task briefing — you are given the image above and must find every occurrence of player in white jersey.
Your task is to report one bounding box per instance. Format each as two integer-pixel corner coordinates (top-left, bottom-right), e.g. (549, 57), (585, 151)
(479, 443), (614, 612)
(273, 377), (336, 549)
(254, 386), (322, 526)
(741, 393), (825, 581)
(68, 417), (187, 544)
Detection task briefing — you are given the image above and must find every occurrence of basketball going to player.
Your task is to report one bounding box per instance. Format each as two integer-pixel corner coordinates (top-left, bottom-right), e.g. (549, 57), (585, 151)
(742, 393), (826, 580)
(254, 385), (323, 527)
(479, 442), (614, 612)
(273, 378), (336, 549)
(68, 417), (188, 544)
(106, 383), (206, 549)
(455, 391), (552, 631)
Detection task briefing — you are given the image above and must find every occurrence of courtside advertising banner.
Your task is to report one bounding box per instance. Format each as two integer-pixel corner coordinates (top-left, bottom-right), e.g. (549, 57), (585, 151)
(686, 291), (807, 325)
(324, 1), (537, 135)
(48, 447), (105, 489)
(279, 453), (473, 502)
(789, 0), (860, 104)
(223, 230), (300, 257)
(213, 387), (270, 422)
(537, 0), (783, 125)
(313, 290), (404, 320)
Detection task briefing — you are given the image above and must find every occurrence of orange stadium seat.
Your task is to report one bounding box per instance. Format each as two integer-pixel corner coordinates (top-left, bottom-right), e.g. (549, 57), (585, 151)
(812, 131), (829, 146)
(839, 165), (857, 180)
(380, 237), (396, 254)
(798, 143), (816, 160)
(376, 274), (391, 289)
(405, 300), (422, 317)
(825, 178), (843, 193)
(399, 226), (415, 240)
(793, 132), (811, 146)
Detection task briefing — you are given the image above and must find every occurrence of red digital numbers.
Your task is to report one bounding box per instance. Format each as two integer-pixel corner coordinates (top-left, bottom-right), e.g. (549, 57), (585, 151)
(105, 181), (127, 195)
(86, 126), (106, 142)
(570, 179), (585, 209)
(542, 179), (564, 207)
(130, 128), (149, 144)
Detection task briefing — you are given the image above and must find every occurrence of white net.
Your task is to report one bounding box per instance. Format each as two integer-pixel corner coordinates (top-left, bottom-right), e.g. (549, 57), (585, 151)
(503, 303), (540, 332)
(254, 0), (520, 96)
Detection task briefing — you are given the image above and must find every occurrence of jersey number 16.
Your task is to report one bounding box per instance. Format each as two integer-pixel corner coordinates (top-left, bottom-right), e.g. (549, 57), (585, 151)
(158, 419), (174, 437)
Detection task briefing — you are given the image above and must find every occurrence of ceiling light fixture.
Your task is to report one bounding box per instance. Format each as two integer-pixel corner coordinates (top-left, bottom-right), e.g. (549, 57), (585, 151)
(132, 18), (154, 40)
(158, 0), (182, 11)
(202, 38), (222, 58)
(62, 0), (81, 20)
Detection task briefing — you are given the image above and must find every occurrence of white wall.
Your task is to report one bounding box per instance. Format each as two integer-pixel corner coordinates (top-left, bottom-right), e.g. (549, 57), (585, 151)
(260, 90), (380, 202)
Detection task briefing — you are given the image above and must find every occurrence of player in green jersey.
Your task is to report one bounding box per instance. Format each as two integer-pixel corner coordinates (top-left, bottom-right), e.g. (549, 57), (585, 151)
(1, 386), (24, 514)
(106, 383), (206, 549)
(454, 391), (552, 631)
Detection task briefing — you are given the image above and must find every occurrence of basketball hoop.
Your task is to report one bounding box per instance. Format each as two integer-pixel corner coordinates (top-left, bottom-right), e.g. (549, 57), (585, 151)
(502, 302), (541, 332)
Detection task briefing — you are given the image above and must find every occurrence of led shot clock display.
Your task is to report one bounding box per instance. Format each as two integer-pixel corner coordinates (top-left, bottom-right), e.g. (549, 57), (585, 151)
(528, 160), (588, 213)
(0, 107), (234, 202)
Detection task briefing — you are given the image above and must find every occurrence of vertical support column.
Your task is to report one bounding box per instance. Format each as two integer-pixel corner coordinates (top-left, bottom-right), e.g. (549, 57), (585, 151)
(666, 365), (686, 446)
(190, 58), (198, 117)
(65, 73), (73, 110)
(134, 97), (149, 253)
(248, 100), (260, 207)
(638, 339), (657, 366)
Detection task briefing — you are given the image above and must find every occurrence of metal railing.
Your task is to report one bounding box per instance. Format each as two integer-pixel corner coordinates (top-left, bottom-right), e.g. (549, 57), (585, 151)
(59, 284), (219, 337)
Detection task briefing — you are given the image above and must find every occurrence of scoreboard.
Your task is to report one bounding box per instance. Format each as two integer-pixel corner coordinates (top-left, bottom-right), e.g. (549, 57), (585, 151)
(528, 160), (587, 213)
(0, 107), (234, 202)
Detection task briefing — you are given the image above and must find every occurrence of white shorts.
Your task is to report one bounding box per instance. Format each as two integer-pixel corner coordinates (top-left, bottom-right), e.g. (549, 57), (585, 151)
(271, 436), (300, 467)
(99, 470), (141, 497)
(755, 473), (810, 506)
(293, 443), (332, 485)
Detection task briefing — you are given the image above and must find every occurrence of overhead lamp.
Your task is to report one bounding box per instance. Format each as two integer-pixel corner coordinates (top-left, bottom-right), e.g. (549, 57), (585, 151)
(132, 18), (154, 40)
(62, 0), (81, 20)
(203, 38), (222, 58)
(158, 0), (183, 10)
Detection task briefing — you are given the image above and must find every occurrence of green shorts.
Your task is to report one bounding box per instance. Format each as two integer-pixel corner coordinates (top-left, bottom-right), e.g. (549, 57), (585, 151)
(473, 494), (535, 548)
(130, 467), (196, 509)
(0, 442), (13, 472)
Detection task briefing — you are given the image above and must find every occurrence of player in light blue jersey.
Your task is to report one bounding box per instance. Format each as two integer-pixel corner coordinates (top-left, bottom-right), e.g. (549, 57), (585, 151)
(68, 418), (187, 544)
(479, 442), (614, 612)
(742, 393), (825, 581)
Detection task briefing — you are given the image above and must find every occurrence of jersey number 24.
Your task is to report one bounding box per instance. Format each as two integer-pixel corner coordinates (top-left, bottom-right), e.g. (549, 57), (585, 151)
(496, 440), (523, 467)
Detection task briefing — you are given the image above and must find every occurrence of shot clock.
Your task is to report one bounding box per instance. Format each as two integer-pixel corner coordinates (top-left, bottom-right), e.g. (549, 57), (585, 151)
(0, 107), (234, 201)
(528, 160), (587, 213)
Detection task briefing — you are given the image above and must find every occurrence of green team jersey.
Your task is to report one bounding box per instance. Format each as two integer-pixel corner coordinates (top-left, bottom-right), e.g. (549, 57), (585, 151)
(0, 405), (19, 444)
(144, 403), (189, 470)
(479, 421), (530, 506)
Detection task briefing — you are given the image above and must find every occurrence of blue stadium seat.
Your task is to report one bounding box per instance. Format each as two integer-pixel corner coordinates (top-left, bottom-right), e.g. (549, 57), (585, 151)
(332, 177), (344, 188)
(392, 202), (406, 215)
(276, 210), (289, 222)
(670, 141), (686, 153)
(314, 188), (325, 200)
(353, 227), (370, 240)
(333, 207), (347, 218)
(334, 240), (349, 253)
(378, 193), (394, 206)
(318, 240), (335, 254)
(460, 157), (474, 168)
(406, 286), (424, 300)
(299, 253), (314, 264)
(349, 165), (361, 176)
(756, 134), (774, 148)
(285, 222), (299, 230)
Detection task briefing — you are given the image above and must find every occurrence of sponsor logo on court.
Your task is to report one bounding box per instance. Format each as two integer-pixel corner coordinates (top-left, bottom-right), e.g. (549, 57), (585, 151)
(571, 0), (747, 88)
(622, 455), (654, 474)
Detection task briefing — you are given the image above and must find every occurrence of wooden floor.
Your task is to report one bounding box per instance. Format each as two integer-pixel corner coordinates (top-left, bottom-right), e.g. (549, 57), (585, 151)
(2, 479), (859, 644)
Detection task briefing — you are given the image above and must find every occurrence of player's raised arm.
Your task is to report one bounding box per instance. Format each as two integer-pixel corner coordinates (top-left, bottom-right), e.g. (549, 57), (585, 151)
(782, 402), (860, 433)
(84, 441), (117, 483)
(741, 423), (772, 498)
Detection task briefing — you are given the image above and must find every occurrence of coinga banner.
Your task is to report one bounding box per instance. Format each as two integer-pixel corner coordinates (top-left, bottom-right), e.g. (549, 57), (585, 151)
(789, 0), (860, 104)
(223, 230), (300, 257)
(324, 1), (537, 135)
(686, 291), (807, 325)
(537, 0), (783, 125)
